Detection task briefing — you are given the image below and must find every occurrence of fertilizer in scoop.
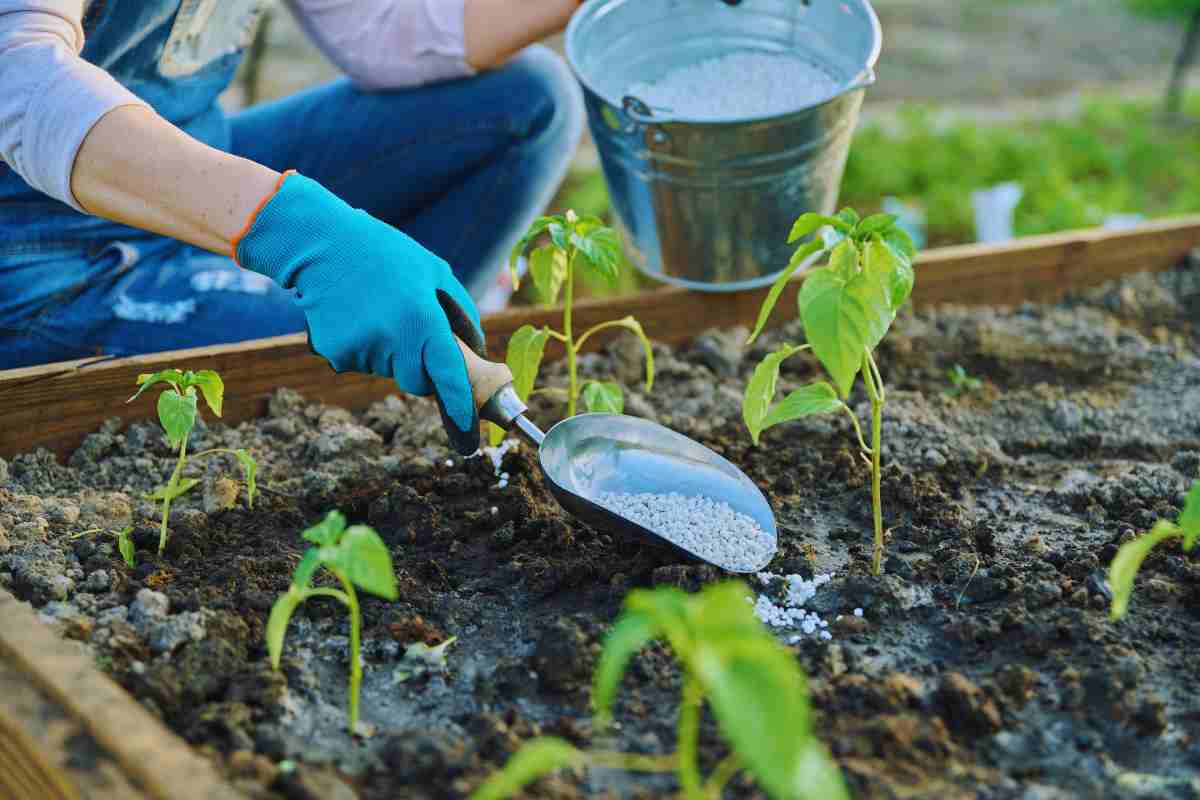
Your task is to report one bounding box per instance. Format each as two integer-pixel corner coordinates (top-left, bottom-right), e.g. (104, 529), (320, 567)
(594, 491), (774, 571)
(626, 51), (841, 120)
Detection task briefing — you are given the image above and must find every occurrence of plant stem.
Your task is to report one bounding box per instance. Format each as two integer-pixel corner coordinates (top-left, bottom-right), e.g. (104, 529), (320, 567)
(329, 568), (362, 731)
(677, 676), (704, 800)
(839, 402), (870, 454)
(159, 431), (190, 555)
(564, 248), (578, 416)
(861, 354), (884, 576)
(703, 754), (743, 799)
(588, 751), (677, 773)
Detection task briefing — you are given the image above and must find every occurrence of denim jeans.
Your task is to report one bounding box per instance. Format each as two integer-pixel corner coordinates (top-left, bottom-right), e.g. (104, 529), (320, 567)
(0, 45), (583, 370)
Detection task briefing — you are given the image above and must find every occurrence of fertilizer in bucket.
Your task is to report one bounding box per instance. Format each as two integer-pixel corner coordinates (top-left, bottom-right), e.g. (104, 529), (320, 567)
(626, 51), (842, 120)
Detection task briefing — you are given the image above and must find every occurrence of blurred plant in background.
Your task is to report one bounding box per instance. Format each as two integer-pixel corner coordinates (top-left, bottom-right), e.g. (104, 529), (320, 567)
(1124, 0), (1200, 114)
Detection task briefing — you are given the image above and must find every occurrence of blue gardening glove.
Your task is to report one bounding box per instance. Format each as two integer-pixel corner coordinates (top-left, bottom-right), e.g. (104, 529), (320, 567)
(234, 171), (486, 455)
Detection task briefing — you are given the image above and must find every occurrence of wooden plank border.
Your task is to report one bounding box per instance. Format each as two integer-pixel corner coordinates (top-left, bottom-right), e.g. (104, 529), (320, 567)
(0, 591), (241, 799)
(2, 216), (1198, 461)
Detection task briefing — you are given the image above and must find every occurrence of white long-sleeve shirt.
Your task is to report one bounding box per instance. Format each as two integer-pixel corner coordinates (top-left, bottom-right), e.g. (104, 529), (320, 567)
(0, 0), (473, 211)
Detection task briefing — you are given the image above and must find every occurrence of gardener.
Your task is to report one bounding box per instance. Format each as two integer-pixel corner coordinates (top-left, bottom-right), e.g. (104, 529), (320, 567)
(0, 0), (586, 452)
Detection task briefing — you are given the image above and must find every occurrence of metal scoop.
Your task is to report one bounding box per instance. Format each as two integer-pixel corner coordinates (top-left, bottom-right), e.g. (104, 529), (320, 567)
(459, 341), (777, 572)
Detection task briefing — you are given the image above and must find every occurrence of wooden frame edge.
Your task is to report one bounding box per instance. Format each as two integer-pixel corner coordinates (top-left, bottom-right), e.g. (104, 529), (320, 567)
(0, 591), (241, 800)
(1, 216), (1198, 461)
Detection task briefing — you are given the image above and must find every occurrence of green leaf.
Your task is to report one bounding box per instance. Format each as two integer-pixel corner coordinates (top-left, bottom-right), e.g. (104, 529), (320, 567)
(117, 527), (135, 568)
(882, 225), (916, 262)
(293, 548), (323, 590)
(1179, 480), (1200, 549)
(746, 238), (825, 345)
(128, 369), (185, 403)
(788, 213), (846, 243)
(507, 216), (560, 290)
(573, 225), (621, 285)
(333, 525), (398, 600)
(622, 587), (693, 660)
(795, 741), (853, 800)
(548, 221), (570, 252)
(828, 238), (860, 280)
(855, 213), (898, 237)
(592, 613), (659, 726)
(836, 208), (861, 228)
(505, 325), (552, 402)
(147, 477), (200, 502)
(1108, 520), (1181, 620)
(467, 737), (584, 800)
(189, 369), (224, 417)
(864, 239), (914, 311)
(156, 389), (197, 448)
(581, 381), (624, 413)
(235, 449), (257, 510)
(528, 245), (567, 305)
(694, 640), (816, 798)
(266, 588), (305, 670)
(486, 421), (508, 447)
(761, 382), (842, 431)
(797, 267), (892, 398)
(742, 345), (805, 445)
(303, 511), (346, 547)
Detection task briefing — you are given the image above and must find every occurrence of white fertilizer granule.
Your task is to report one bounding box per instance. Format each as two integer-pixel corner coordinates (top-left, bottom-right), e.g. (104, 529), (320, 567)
(753, 571), (835, 642)
(593, 491), (774, 571)
(625, 51), (841, 120)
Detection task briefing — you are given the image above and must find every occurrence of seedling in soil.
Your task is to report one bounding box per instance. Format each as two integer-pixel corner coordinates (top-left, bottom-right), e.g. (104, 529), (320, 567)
(945, 364), (982, 397)
(1108, 479), (1200, 620)
(128, 369), (257, 555)
(70, 525), (137, 568)
(743, 208), (917, 576)
(470, 581), (847, 800)
(489, 210), (653, 445)
(266, 511), (398, 732)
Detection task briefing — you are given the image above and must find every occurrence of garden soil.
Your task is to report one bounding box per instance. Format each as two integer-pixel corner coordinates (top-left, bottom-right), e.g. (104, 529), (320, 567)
(2, 260), (1199, 799)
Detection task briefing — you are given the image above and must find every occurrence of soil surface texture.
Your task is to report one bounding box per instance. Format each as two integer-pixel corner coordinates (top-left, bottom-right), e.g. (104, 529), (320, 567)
(2, 260), (1200, 799)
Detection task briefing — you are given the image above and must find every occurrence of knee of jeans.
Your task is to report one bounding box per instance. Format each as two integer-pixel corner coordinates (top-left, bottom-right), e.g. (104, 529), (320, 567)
(503, 44), (585, 152)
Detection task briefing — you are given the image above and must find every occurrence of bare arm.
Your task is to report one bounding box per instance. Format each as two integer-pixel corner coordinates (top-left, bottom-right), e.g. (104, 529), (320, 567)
(463, 0), (578, 70)
(70, 105), (281, 256)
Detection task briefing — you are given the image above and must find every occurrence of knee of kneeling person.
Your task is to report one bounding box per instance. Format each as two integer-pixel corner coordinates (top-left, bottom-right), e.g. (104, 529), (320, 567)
(500, 44), (585, 147)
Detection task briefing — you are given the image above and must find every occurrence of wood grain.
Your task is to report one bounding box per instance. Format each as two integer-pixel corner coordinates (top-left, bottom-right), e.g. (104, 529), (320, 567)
(1, 216), (1197, 461)
(0, 591), (241, 800)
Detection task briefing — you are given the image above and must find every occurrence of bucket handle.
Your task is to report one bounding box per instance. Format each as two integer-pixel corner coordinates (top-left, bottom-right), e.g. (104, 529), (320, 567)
(622, 95), (670, 125)
(846, 68), (877, 93)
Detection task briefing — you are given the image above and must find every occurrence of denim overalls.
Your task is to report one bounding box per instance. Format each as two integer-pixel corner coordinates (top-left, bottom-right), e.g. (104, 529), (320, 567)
(0, 0), (583, 369)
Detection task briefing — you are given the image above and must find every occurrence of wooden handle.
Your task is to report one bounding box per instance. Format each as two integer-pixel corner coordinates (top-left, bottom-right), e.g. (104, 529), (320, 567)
(456, 337), (514, 411)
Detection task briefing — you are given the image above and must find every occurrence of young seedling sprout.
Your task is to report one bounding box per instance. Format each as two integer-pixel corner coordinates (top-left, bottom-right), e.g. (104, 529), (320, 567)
(128, 369), (257, 555)
(742, 208), (917, 575)
(470, 582), (847, 800)
(266, 511), (398, 732)
(945, 364), (982, 397)
(1108, 480), (1200, 620)
(488, 210), (653, 445)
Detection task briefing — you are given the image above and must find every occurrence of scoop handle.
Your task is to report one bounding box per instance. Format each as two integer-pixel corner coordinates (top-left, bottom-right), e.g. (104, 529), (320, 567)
(455, 337), (529, 431)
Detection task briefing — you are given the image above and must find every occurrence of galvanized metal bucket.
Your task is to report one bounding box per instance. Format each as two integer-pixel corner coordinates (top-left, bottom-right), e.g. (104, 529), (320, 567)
(565, 0), (882, 291)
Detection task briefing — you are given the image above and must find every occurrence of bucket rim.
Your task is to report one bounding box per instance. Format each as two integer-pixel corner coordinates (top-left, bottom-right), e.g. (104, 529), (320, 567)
(564, 0), (882, 127)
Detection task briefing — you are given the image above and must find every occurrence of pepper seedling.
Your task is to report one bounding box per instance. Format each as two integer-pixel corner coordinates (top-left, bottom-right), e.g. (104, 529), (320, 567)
(945, 364), (982, 397)
(742, 208), (917, 575)
(128, 369), (257, 555)
(470, 581), (847, 800)
(488, 211), (653, 445)
(1108, 479), (1200, 620)
(266, 511), (398, 732)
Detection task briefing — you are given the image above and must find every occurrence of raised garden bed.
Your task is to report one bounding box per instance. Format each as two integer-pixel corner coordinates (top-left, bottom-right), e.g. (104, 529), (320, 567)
(1, 221), (1199, 799)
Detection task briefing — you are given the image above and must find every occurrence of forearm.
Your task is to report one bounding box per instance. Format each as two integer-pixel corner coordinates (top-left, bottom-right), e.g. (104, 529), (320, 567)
(463, 0), (578, 70)
(70, 105), (280, 256)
